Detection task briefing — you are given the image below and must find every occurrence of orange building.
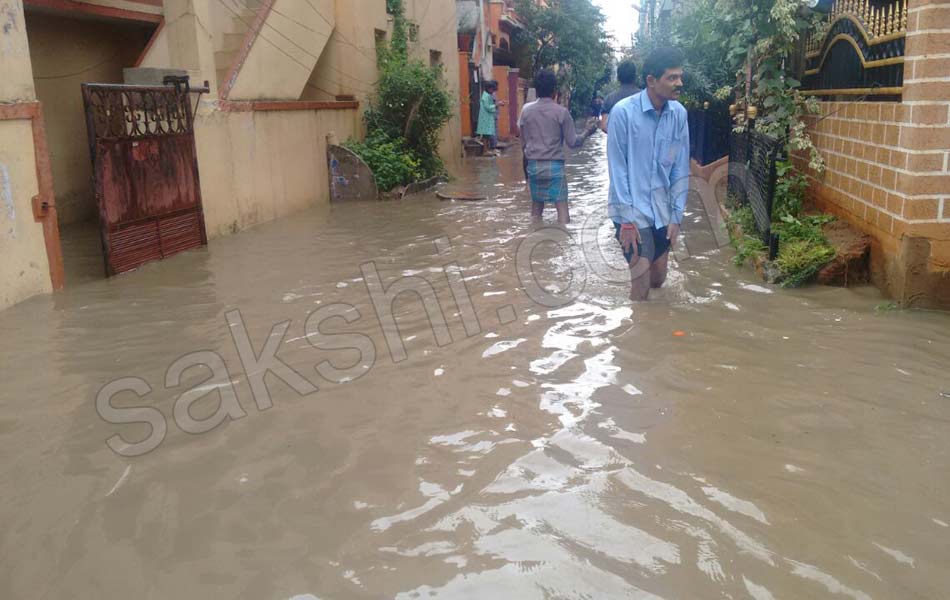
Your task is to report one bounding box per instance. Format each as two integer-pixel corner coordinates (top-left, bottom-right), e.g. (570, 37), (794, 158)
(457, 0), (531, 140)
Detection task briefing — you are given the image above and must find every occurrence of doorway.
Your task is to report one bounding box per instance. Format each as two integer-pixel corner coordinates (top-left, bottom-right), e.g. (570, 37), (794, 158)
(24, 7), (155, 284)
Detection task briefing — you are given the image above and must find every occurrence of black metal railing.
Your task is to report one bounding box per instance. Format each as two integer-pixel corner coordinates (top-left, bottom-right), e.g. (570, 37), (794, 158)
(688, 103), (731, 166)
(728, 127), (783, 259)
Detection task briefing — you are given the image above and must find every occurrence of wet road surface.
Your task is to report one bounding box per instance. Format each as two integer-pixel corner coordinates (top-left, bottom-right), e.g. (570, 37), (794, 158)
(1, 137), (949, 599)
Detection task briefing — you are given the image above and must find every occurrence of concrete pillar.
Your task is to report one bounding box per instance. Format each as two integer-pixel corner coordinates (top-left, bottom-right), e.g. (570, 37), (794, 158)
(162, 0), (219, 96)
(891, 0), (950, 307)
(0, 0), (55, 309)
(0, 0), (37, 102)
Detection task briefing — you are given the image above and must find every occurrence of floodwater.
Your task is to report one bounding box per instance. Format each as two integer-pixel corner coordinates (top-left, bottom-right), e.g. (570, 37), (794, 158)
(2, 136), (949, 599)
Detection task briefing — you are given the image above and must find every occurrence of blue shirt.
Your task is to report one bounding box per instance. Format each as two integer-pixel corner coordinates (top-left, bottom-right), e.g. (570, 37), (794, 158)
(607, 91), (690, 228)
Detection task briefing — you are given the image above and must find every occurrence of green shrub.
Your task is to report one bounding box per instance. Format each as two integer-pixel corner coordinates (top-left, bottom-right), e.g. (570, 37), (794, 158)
(731, 235), (768, 267)
(772, 213), (834, 244)
(726, 164), (839, 287)
(726, 205), (767, 266)
(345, 132), (424, 192)
(366, 1), (452, 182)
(364, 59), (451, 180)
(728, 205), (757, 235)
(774, 239), (836, 287)
(773, 162), (808, 219)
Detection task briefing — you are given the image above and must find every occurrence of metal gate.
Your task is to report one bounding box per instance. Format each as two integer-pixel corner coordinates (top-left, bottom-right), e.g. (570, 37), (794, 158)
(728, 127), (783, 259)
(468, 62), (481, 135)
(82, 82), (208, 276)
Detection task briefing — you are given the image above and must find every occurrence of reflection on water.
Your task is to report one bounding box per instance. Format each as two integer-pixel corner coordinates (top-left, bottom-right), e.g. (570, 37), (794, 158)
(1, 137), (949, 599)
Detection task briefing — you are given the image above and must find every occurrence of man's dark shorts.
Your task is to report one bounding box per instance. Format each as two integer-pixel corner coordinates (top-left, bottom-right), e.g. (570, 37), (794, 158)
(613, 222), (671, 264)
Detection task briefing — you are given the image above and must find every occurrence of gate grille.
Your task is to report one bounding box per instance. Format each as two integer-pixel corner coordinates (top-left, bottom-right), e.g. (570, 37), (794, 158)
(83, 83), (207, 276)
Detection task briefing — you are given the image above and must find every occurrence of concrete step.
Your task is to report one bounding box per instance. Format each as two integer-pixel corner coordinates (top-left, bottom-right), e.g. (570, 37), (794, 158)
(215, 50), (238, 69)
(216, 67), (232, 91)
(216, 1), (266, 91)
(221, 32), (246, 54)
(215, 51), (239, 89)
(220, 2), (260, 33)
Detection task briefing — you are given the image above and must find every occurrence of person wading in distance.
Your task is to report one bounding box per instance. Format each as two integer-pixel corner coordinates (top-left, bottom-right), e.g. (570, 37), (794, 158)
(607, 47), (689, 301)
(519, 69), (598, 225)
(600, 59), (641, 134)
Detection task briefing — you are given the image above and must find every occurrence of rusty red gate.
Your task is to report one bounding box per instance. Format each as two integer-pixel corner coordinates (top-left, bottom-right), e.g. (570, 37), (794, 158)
(82, 83), (208, 276)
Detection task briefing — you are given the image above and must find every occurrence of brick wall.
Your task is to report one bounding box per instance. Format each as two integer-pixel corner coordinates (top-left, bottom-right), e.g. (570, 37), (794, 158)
(798, 0), (950, 307)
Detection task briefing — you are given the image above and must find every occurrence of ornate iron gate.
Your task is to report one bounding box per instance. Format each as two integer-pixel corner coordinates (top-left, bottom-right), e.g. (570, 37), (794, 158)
(801, 0), (906, 98)
(82, 82), (208, 276)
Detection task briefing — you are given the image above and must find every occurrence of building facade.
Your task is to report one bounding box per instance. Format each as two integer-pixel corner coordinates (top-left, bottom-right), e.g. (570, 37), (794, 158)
(796, 0), (950, 308)
(0, 0), (461, 310)
(456, 0), (529, 140)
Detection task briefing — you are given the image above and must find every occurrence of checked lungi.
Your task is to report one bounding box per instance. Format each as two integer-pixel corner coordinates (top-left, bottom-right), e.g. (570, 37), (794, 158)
(526, 159), (568, 204)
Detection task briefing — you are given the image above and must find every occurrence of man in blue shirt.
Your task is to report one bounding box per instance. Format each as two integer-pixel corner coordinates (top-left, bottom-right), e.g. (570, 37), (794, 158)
(607, 47), (689, 301)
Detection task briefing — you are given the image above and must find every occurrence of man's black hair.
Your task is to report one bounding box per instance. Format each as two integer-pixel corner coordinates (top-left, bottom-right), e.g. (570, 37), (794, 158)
(534, 70), (558, 98)
(616, 60), (638, 85)
(642, 47), (685, 85)
(484, 80), (498, 92)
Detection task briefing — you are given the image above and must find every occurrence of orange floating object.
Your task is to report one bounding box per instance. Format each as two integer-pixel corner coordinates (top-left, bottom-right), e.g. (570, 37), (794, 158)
(672, 330), (687, 337)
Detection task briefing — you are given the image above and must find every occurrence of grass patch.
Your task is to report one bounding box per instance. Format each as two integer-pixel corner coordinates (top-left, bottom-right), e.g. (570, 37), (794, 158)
(725, 200), (838, 287)
(772, 214), (837, 287)
(726, 206), (768, 267)
(774, 239), (836, 287)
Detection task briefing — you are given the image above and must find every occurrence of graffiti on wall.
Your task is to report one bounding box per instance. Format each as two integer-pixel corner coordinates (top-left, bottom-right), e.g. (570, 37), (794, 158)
(1, 163), (16, 239)
(327, 144), (378, 202)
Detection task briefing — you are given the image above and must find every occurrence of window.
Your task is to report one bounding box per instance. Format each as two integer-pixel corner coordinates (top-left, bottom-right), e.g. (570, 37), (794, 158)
(408, 23), (419, 42)
(429, 50), (443, 68)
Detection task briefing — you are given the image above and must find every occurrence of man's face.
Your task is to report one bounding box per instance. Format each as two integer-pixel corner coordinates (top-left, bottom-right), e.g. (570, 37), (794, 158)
(649, 67), (684, 102)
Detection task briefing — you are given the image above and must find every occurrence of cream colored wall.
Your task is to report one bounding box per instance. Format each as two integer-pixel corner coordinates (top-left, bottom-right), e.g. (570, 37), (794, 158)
(132, 0), (364, 240)
(406, 0), (463, 175)
(162, 0), (219, 92)
(228, 0), (336, 100)
(138, 28), (172, 68)
(195, 107), (361, 238)
(307, 0), (462, 171)
(0, 1), (51, 310)
(0, 1), (36, 102)
(25, 12), (151, 226)
(209, 0), (240, 54)
(0, 120), (51, 309)
(197, 0), (461, 232)
(303, 0), (388, 104)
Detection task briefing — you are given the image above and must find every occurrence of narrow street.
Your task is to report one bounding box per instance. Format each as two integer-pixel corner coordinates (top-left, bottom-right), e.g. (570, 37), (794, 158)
(1, 137), (949, 599)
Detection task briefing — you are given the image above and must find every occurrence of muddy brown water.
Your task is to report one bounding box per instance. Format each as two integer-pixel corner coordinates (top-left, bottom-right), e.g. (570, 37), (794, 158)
(2, 137), (949, 599)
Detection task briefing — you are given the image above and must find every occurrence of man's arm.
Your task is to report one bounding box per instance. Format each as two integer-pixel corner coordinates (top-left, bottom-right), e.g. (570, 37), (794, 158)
(564, 110), (598, 149)
(607, 107), (639, 224)
(669, 112), (691, 224)
(561, 109), (580, 148)
(599, 99), (612, 133)
(518, 108), (527, 149)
